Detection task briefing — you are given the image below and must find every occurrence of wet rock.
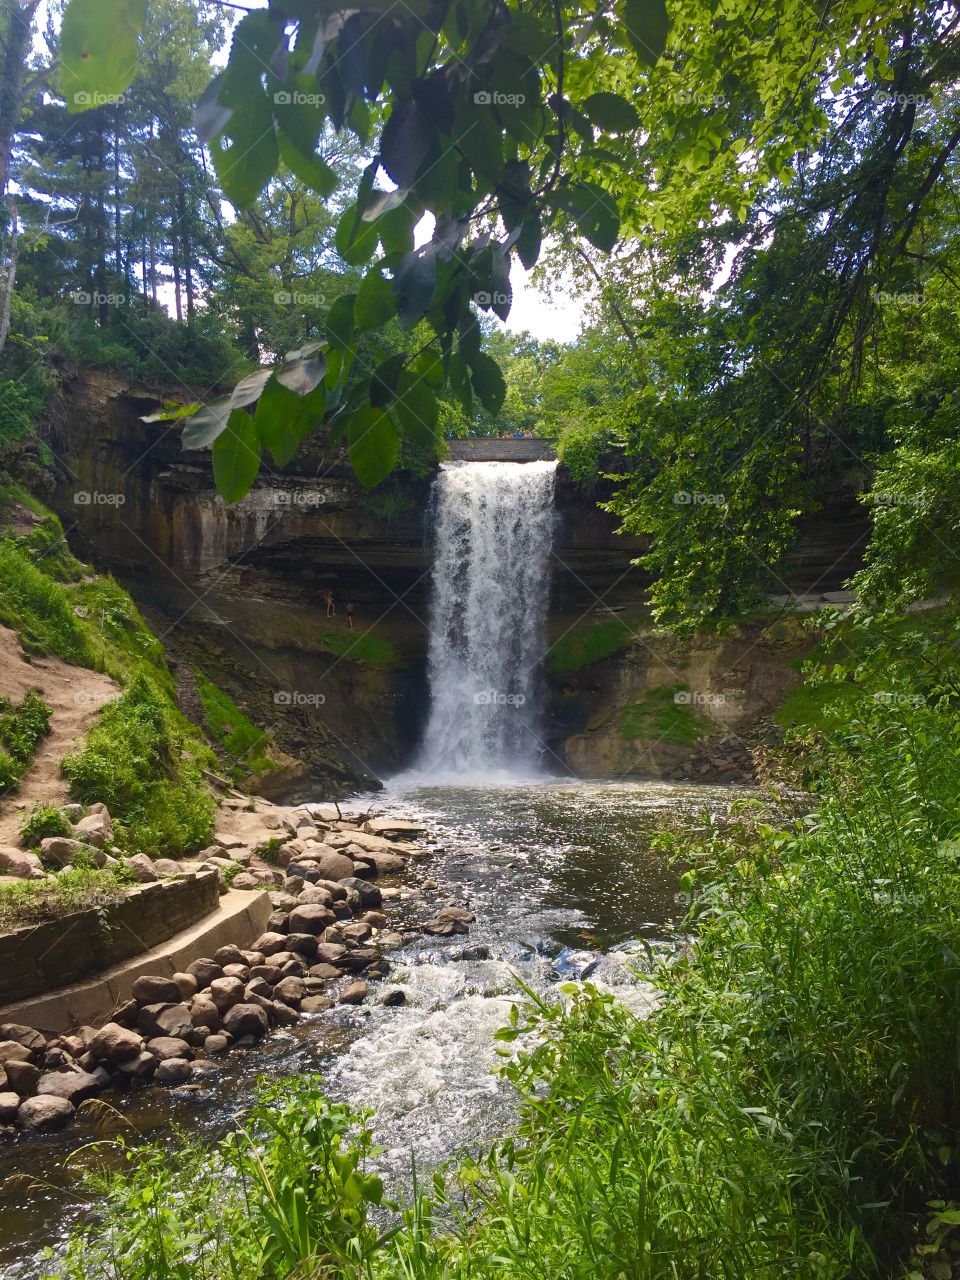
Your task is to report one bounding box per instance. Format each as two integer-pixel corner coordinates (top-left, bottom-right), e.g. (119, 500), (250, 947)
(156, 1058), (191, 1085)
(379, 988), (407, 1007)
(311, 878), (348, 902)
(116, 1051), (157, 1080)
(301, 995), (333, 1014)
(127, 853), (159, 883)
(172, 972), (198, 999)
(89, 1023), (143, 1064)
(457, 944), (491, 961)
(365, 818), (426, 838)
(271, 1002), (299, 1026)
(344, 949), (378, 973)
(333, 901), (354, 920)
(339, 877), (381, 910)
(273, 976), (306, 1007)
(222, 1003), (269, 1040)
(189, 996), (221, 1032)
(245, 977), (273, 999)
(186, 958), (223, 988)
(37, 1070), (104, 1106)
(313, 943), (349, 968)
(112, 999), (139, 1028)
(287, 904), (335, 936)
(214, 945), (247, 968)
(308, 962), (341, 981)
(0, 847), (44, 879)
(146, 1037), (192, 1061)
(342, 922), (372, 943)
(42, 1047), (72, 1071)
(0, 1093), (19, 1120)
(203, 1034), (229, 1056)
(17, 1095), (73, 1131)
(363, 851), (406, 876)
(137, 1003), (193, 1040)
(132, 975), (182, 1005)
(280, 957), (308, 979)
(296, 886), (334, 908)
(208, 977), (245, 1012)
(250, 964), (283, 985)
(362, 910), (388, 928)
(338, 981), (368, 1006)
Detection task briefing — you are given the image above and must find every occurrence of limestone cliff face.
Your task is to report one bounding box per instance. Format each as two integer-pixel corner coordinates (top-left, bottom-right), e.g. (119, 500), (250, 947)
(41, 367), (866, 789)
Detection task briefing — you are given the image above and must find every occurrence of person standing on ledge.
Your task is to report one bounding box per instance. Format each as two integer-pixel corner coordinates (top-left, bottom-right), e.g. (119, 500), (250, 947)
(345, 600), (355, 630)
(323, 589), (336, 617)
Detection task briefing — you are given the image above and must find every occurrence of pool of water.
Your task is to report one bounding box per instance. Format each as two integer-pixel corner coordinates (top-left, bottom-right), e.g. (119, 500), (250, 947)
(0, 777), (748, 1274)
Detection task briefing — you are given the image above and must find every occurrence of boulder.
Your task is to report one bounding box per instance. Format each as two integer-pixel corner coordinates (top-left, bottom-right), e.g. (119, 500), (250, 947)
(0, 1092), (19, 1120)
(156, 1058), (191, 1085)
(153, 858), (183, 877)
(251, 932), (289, 957)
(231, 873), (260, 890)
(137, 1003), (193, 1040)
(116, 1051), (157, 1080)
(203, 1034), (229, 1055)
(344, 949), (378, 973)
(89, 1022), (143, 1064)
(37, 1069), (104, 1105)
(269, 891), (298, 910)
(342, 922), (372, 943)
(272, 976), (306, 1007)
(5, 1059), (40, 1095)
(282, 876), (305, 895)
(39, 837), (88, 867)
(0, 1040), (32, 1066)
(0, 1024), (46, 1056)
(284, 932), (318, 958)
(271, 1001), (299, 1026)
(17, 1095), (73, 1132)
(338, 981), (369, 1006)
(308, 962), (342, 981)
(214, 944), (246, 967)
(250, 964), (283, 986)
(311, 878), (348, 902)
(310, 851), (357, 881)
(245, 977), (273, 999)
(221, 963), (250, 981)
(379, 988), (407, 1007)
(146, 1037), (192, 1061)
(296, 886), (334, 907)
(280, 957), (307, 978)
(287, 904), (336, 936)
(185, 958), (223, 988)
(74, 811), (112, 848)
(339, 877), (381, 909)
(126, 853), (159, 883)
(362, 910), (389, 928)
(188, 997), (221, 1032)
(208, 977), (245, 1012)
(364, 818), (426, 837)
(0, 846), (44, 880)
(222, 1003), (269, 1040)
(266, 910), (290, 932)
(363, 850), (406, 876)
(313, 943), (349, 968)
(172, 972), (198, 1000)
(132, 975), (182, 1005)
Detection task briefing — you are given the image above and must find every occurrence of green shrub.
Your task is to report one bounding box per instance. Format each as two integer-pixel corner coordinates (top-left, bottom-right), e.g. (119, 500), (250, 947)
(620, 683), (707, 745)
(62, 672), (214, 857)
(194, 669), (271, 781)
(0, 689), (51, 793)
(546, 614), (637, 674)
(0, 862), (135, 931)
(0, 540), (94, 664)
(19, 804), (73, 848)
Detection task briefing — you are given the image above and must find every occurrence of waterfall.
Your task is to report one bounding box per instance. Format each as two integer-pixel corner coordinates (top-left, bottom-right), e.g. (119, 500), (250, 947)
(414, 460), (558, 781)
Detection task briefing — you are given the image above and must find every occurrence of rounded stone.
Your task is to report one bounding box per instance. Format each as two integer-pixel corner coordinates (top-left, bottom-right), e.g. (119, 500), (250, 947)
(208, 977), (245, 1012)
(132, 975), (182, 1005)
(155, 1058), (191, 1085)
(17, 1095), (73, 1132)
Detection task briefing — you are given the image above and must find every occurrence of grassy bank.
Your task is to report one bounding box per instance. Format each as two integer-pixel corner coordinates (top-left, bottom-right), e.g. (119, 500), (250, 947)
(45, 612), (960, 1278)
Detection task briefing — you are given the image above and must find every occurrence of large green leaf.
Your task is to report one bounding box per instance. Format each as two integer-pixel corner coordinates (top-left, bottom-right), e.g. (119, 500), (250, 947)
(277, 134), (337, 198)
(256, 380), (326, 466)
(467, 351), (507, 413)
(209, 90), (279, 208)
(61, 0), (145, 110)
(355, 269), (398, 332)
(348, 406), (401, 489)
(324, 294), (356, 351)
(623, 0), (670, 66)
(335, 204), (380, 266)
(393, 372), (439, 448)
(212, 411), (262, 502)
(582, 92), (641, 132)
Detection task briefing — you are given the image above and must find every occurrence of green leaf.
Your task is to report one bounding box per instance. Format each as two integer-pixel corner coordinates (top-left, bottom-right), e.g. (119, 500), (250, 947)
(370, 353), (408, 407)
(348, 406), (401, 489)
(212, 411), (261, 502)
(394, 247), (437, 328)
(582, 92), (641, 132)
(276, 352), (327, 395)
(324, 294), (356, 351)
(61, 0), (146, 110)
(256, 379), (326, 466)
(355, 269), (398, 332)
(277, 134), (337, 198)
(335, 204), (380, 266)
(393, 372), (439, 448)
(623, 0), (669, 66)
(209, 90), (279, 207)
(467, 351), (506, 413)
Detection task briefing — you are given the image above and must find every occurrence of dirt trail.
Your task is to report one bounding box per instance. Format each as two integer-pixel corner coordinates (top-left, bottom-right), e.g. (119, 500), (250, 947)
(0, 625), (119, 846)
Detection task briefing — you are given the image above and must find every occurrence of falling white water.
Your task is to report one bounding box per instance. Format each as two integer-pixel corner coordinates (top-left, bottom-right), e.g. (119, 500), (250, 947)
(414, 460), (558, 781)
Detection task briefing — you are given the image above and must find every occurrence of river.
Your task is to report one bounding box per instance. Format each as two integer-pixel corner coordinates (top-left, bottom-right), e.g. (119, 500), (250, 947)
(0, 776), (747, 1274)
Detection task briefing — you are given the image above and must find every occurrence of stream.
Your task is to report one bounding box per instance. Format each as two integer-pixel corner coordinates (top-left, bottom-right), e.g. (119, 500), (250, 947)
(0, 777), (747, 1275)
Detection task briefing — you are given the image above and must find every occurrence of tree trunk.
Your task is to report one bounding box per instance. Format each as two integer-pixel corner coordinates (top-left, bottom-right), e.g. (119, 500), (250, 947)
(0, 198), (19, 356)
(0, 0), (40, 195)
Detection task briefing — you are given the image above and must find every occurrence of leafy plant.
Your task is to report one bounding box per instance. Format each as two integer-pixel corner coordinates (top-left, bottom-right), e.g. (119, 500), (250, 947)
(0, 689), (51, 794)
(19, 804), (73, 848)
